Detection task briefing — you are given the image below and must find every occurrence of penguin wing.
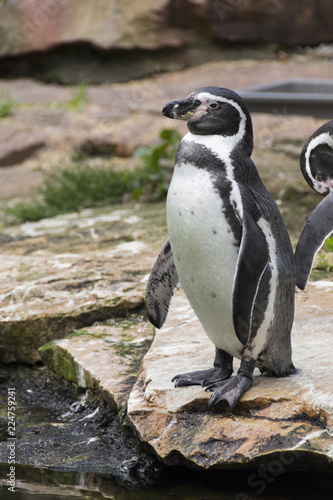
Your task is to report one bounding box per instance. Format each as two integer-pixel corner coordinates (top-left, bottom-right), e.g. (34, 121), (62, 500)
(232, 209), (269, 345)
(295, 190), (333, 290)
(145, 239), (179, 329)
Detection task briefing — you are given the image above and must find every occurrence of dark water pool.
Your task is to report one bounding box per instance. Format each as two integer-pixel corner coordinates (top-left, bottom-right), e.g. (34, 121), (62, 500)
(1, 463), (333, 500)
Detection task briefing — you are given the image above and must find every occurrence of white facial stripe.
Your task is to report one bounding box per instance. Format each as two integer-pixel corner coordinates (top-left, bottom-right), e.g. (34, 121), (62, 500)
(305, 132), (333, 192)
(195, 92), (247, 145)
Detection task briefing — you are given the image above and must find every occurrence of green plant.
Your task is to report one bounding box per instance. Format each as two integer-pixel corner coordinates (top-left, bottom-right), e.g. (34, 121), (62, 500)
(133, 128), (181, 200)
(4, 164), (135, 223)
(316, 253), (333, 273)
(323, 235), (333, 253)
(3, 128), (182, 224)
(0, 93), (16, 118)
(66, 83), (90, 111)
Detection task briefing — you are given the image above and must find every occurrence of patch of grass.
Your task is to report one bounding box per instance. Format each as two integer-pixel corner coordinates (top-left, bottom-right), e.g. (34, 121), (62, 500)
(316, 253), (333, 273)
(323, 235), (333, 253)
(0, 93), (17, 118)
(133, 128), (181, 200)
(4, 164), (135, 223)
(3, 129), (181, 224)
(66, 83), (90, 111)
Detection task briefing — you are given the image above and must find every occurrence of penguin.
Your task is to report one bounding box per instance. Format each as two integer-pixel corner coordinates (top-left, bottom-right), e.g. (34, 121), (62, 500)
(146, 86), (296, 411)
(295, 120), (333, 290)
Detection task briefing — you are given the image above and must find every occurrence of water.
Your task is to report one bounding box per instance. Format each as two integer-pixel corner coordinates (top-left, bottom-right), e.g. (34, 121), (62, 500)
(1, 463), (333, 500)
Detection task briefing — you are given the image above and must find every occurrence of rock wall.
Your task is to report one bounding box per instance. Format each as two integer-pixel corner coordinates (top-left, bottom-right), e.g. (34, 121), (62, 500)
(170, 0), (333, 46)
(1, 0), (333, 59)
(200, 0), (333, 46)
(0, 0), (183, 57)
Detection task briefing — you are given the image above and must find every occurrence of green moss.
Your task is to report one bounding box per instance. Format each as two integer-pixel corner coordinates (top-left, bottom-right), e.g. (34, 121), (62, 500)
(112, 297), (122, 305)
(0, 92), (17, 118)
(1, 320), (52, 364)
(62, 455), (88, 463)
(39, 342), (79, 385)
(66, 83), (90, 111)
(69, 329), (92, 338)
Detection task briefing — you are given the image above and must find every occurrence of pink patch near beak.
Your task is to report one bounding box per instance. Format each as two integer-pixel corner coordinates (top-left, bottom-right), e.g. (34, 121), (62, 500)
(187, 103), (208, 122)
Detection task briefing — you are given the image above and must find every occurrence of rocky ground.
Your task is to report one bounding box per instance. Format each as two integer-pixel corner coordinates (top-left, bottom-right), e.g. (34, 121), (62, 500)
(129, 286), (333, 470)
(1, 47), (333, 495)
(1, 46), (333, 205)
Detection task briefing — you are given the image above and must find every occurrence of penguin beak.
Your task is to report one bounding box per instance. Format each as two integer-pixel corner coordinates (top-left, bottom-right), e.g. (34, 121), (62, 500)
(162, 98), (201, 120)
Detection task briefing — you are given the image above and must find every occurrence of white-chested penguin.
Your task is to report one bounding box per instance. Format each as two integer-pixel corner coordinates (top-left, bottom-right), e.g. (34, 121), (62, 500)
(296, 119), (333, 290)
(146, 86), (296, 410)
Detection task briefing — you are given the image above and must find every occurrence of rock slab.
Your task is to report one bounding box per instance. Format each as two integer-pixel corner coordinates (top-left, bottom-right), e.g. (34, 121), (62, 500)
(0, 0), (183, 57)
(39, 320), (154, 410)
(0, 204), (167, 364)
(127, 285), (333, 470)
(1, 0), (333, 58)
(0, 128), (47, 166)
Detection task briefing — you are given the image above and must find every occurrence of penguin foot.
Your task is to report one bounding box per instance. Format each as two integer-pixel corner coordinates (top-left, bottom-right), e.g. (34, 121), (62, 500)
(206, 356), (256, 411)
(172, 366), (231, 388)
(172, 348), (233, 388)
(206, 374), (252, 410)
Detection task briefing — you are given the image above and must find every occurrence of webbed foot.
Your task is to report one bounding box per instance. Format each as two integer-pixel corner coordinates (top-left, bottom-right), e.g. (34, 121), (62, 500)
(172, 348), (233, 388)
(206, 356), (256, 411)
(172, 366), (229, 387)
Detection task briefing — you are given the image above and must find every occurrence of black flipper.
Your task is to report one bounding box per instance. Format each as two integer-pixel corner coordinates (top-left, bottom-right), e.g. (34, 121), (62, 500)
(145, 239), (179, 329)
(232, 209), (269, 345)
(295, 191), (333, 290)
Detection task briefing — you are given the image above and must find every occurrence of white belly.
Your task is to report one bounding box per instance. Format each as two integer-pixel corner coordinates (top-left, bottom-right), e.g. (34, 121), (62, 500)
(167, 162), (244, 358)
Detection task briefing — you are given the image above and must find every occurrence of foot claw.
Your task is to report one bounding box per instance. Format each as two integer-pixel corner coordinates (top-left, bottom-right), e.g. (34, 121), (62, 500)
(172, 373), (202, 387)
(207, 374), (253, 410)
(171, 365), (232, 388)
(204, 379), (229, 392)
(172, 349), (233, 388)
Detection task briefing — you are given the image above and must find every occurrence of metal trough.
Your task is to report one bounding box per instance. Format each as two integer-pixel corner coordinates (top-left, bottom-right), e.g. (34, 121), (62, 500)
(238, 78), (333, 118)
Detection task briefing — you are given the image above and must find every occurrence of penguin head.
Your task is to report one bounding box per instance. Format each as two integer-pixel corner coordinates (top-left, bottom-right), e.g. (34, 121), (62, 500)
(300, 120), (333, 196)
(162, 86), (253, 153)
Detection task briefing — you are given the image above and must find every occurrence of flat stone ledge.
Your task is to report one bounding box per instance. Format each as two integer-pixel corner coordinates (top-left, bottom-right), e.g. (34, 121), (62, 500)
(40, 320), (154, 410)
(0, 204), (167, 364)
(127, 284), (333, 470)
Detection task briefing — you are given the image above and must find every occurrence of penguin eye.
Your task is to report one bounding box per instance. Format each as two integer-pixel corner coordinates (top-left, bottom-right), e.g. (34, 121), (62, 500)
(209, 102), (219, 110)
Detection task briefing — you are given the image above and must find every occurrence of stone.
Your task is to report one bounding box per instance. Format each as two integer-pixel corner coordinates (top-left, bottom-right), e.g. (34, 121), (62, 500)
(0, 204), (167, 364)
(75, 133), (125, 158)
(1, 0), (333, 60)
(39, 320), (154, 409)
(127, 284), (333, 470)
(0, 0), (184, 57)
(170, 0), (333, 46)
(0, 127), (47, 166)
(74, 112), (177, 158)
(0, 284), (145, 365)
(0, 54), (331, 206)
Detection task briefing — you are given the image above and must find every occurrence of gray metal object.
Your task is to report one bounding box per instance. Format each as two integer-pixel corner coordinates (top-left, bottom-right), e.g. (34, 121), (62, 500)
(238, 78), (333, 118)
